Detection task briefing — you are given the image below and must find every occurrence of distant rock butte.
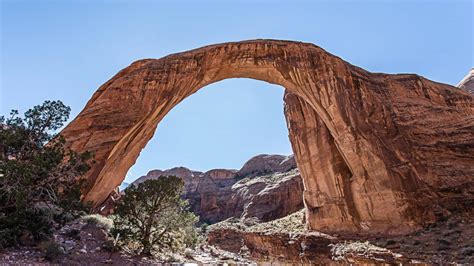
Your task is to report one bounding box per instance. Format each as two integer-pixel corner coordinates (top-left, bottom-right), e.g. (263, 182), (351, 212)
(60, 40), (474, 235)
(131, 154), (303, 224)
(236, 154), (296, 178)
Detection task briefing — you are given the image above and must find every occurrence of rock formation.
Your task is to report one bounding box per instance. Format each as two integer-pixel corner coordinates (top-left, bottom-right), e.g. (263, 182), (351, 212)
(131, 154), (304, 224)
(235, 154), (296, 178)
(59, 40), (474, 235)
(207, 211), (412, 264)
(208, 207), (474, 264)
(458, 68), (474, 94)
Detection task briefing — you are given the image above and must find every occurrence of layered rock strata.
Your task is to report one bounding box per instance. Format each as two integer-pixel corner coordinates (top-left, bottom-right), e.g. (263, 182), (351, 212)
(207, 211), (411, 264)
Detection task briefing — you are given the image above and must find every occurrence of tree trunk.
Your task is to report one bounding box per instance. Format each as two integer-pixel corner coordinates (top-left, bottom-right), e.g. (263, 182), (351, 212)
(141, 219), (153, 255)
(142, 239), (152, 256)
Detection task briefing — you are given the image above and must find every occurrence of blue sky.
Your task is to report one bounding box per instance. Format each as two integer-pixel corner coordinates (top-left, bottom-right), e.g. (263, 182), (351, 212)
(1, 0), (472, 182)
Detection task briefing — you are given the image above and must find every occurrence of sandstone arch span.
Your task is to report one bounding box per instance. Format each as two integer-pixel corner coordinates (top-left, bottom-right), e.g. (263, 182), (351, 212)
(61, 40), (474, 234)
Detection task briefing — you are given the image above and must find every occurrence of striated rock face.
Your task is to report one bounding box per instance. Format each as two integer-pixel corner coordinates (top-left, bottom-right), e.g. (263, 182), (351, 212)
(60, 39), (474, 235)
(131, 154), (303, 224)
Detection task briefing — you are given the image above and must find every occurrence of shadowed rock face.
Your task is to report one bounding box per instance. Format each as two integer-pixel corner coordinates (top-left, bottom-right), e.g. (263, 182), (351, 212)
(131, 154), (303, 224)
(60, 39), (474, 235)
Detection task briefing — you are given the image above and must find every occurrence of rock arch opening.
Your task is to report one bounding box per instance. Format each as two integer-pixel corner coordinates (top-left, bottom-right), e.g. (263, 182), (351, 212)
(119, 78), (302, 224)
(123, 77), (293, 185)
(60, 40), (474, 235)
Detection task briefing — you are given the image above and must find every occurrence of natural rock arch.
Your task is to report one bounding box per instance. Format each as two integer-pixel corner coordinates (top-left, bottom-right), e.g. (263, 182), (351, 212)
(61, 40), (473, 234)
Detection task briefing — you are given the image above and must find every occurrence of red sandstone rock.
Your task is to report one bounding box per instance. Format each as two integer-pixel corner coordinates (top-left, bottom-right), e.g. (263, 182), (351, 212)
(207, 211), (411, 264)
(60, 40), (474, 235)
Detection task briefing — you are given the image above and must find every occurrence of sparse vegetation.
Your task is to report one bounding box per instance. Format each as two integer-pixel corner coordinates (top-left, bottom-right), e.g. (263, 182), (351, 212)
(112, 176), (199, 256)
(82, 214), (113, 231)
(210, 208), (307, 234)
(330, 241), (403, 262)
(0, 100), (92, 249)
(234, 168), (299, 186)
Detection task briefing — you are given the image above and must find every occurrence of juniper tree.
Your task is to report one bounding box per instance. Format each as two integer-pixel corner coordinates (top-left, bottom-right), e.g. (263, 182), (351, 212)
(0, 100), (91, 248)
(112, 176), (198, 256)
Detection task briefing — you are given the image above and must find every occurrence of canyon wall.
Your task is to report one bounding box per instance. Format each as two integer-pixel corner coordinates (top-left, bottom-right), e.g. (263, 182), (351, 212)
(60, 40), (474, 234)
(132, 154), (303, 224)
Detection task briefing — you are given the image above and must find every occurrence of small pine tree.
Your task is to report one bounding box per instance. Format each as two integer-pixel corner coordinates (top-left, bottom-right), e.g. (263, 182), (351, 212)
(112, 176), (198, 256)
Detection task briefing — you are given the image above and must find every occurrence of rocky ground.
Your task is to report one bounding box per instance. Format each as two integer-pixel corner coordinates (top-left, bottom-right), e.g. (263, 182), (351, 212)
(208, 210), (411, 264)
(2, 151), (473, 264)
(207, 209), (474, 264)
(369, 212), (474, 264)
(0, 215), (253, 265)
(2, 204), (473, 265)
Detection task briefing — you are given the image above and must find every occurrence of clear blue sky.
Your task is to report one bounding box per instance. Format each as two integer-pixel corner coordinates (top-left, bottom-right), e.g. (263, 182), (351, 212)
(1, 0), (472, 183)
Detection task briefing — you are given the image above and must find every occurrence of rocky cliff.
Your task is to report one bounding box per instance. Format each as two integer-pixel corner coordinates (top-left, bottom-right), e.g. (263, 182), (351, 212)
(131, 154), (304, 224)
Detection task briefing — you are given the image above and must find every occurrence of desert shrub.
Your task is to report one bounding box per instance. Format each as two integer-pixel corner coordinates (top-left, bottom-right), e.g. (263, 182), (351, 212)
(0, 100), (92, 248)
(38, 240), (65, 262)
(461, 246), (474, 256)
(200, 223), (209, 234)
(82, 214), (113, 231)
(112, 176), (198, 256)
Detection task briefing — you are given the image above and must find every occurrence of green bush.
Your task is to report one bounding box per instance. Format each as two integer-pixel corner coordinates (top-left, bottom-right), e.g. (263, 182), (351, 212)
(0, 208), (55, 247)
(0, 100), (91, 248)
(112, 176), (198, 256)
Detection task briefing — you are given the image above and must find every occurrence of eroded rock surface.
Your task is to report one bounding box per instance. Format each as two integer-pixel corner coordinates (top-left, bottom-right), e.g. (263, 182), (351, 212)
(131, 154), (303, 224)
(208, 209), (474, 264)
(60, 39), (474, 234)
(207, 211), (412, 264)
